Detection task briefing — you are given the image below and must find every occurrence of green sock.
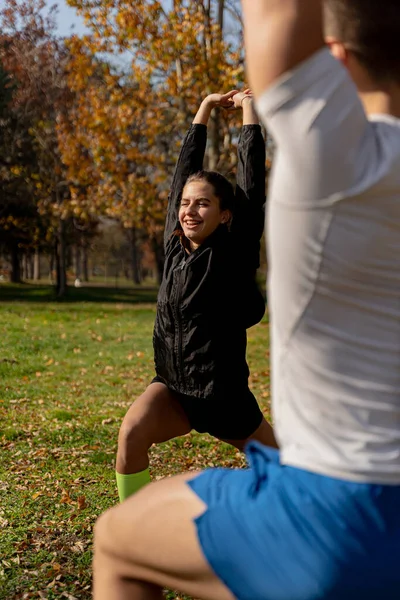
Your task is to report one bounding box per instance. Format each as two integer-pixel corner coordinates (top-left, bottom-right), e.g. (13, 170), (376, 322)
(116, 469), (151, 502)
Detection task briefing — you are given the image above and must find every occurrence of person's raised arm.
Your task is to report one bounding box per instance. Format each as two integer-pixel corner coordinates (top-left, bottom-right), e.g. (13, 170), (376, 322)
(241, 2), (372, 205)
(241, 0), (324, 98)
(231, 90), (266, 270)
(164, 90), (238, 246)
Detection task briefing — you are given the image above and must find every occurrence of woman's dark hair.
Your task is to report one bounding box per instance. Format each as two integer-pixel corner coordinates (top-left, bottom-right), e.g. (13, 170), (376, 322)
(185, 170), (235, 212)
(324, 0), (400, 83)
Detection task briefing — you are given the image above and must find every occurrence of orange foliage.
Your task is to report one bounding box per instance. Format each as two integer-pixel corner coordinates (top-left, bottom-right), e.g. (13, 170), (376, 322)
(59, 0), (245, 234)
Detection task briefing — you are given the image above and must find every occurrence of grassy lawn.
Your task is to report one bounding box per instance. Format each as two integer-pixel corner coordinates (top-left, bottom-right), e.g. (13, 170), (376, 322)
(0, 284), (271, 600)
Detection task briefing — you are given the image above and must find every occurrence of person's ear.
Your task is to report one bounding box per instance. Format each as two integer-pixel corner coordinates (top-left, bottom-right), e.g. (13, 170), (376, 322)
(221, 210), (231, 224)
(325, 37), (349, 68)
(221, 210), (233, 231)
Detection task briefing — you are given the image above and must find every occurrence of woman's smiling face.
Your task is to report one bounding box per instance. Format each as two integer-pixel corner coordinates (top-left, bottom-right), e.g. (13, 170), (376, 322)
(179, 180), (230, 249)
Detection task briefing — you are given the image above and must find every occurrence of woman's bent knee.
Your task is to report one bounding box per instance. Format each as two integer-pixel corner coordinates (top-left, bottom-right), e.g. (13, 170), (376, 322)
(118, 417), (152, 453)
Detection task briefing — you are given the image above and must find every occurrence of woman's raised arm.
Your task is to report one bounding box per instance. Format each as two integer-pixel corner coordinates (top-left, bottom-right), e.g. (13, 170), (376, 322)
(164, 91), (238, 247)
(232, 91), (266, 271)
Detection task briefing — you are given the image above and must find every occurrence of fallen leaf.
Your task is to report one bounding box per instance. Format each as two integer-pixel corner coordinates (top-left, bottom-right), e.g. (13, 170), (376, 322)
(77, 496), (87, 510)
(0, 517), (9, 528)
(61, 490), (73, 504)
(71, 540), (85, 552)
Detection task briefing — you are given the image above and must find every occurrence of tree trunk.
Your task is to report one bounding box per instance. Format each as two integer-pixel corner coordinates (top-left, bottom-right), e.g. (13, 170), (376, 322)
(49, 251), (55, 284)
(208, 112), (221, 170)
(74, 245), (82, 279)
(151, 235), (164, 285)
(204, 0), (221, 171)
(56, 217), (67, 298)
(10, 242), (21, 283)
(33, 248), (41, 280)
(218, 0), (225, 32)
(21, 254), (27, 281)
(27, 252), (34, 280)
(129, 227), (142, 285)
(82, 243), (89, 282)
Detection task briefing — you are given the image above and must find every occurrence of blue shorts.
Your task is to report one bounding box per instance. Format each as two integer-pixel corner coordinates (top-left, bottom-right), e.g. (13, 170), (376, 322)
(188, 442), (400, 600)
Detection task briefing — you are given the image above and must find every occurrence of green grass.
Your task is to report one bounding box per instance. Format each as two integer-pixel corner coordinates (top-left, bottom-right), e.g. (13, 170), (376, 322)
(0, 284), (271, 599)
(0, 282), (159, 304)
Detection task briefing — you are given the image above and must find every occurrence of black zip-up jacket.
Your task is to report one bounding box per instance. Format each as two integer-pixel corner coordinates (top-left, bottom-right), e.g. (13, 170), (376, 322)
(153, 123), (266, 399)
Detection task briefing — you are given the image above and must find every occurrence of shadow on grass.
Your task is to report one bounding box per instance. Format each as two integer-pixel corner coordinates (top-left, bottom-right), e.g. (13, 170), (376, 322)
(0, 283), (159, 304)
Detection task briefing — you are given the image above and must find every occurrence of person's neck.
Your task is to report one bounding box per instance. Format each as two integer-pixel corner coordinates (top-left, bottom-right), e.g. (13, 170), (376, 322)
(348, 59), (400, 118)
(359, 89), (400, 119)
(189, 241), (201, 252)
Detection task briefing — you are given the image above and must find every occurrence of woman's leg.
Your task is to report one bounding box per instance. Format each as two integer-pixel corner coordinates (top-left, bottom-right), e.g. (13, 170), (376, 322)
(93, 472), (235, 600)
(116, 383), (192, 499)
(221, 416), (278, 451)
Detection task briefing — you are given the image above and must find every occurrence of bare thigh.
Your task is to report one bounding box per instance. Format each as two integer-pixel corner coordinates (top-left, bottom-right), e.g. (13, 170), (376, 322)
(93, 472), (235, 600)
(221, 416), (278, 452)
(117, 382), (192, 473)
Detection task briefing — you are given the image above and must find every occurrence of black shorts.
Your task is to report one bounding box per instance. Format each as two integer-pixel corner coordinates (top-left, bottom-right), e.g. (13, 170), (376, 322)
(151, 376), (263, 440)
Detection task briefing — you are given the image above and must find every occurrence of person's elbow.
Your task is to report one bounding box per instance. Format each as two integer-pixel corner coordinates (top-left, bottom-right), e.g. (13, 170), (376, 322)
(242, 1), (324, 98)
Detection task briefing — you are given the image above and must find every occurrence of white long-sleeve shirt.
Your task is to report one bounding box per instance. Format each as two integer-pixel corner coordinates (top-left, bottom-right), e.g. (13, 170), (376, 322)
(257, 49), (400, 484)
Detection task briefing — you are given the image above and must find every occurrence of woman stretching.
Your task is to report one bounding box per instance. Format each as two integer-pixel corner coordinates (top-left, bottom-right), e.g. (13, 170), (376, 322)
(116, 89), (277, 502)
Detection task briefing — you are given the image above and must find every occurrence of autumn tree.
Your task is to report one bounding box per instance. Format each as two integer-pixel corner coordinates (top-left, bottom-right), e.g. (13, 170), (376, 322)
(0, 0), (81, 293)
(60, 0), (245, 281)
(0, 51), (38, 282)
(0, 64), (13, 116)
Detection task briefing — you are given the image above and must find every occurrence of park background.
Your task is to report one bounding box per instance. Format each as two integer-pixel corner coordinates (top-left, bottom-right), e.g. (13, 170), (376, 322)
(0, 1), (272, 598)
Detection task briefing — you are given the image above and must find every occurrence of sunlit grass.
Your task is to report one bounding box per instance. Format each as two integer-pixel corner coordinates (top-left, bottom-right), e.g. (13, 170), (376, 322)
(0, 286), (271, 599)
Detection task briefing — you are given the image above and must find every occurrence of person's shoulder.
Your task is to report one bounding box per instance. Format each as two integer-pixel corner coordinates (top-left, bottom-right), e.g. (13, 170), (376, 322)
(256, 48), (347, 121)
(368, 115), (400, 184)
(370, 114), (400, 135)
(165, 232), (181, 254)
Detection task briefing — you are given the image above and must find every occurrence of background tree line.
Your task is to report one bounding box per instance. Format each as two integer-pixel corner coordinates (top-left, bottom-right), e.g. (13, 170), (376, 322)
(1, 0), (269, 296)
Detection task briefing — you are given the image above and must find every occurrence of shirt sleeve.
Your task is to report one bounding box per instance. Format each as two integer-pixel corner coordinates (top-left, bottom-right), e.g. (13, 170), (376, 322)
(164, 124), (207, 247)
(232, 124), (266, 271)
(256, 48), (379, 205)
